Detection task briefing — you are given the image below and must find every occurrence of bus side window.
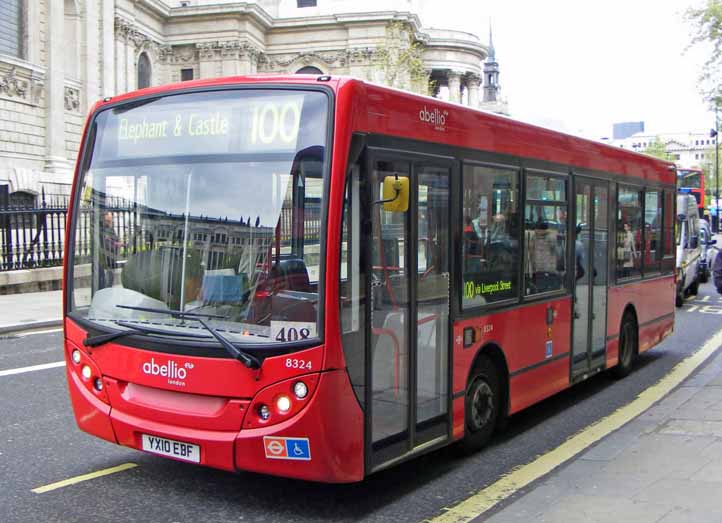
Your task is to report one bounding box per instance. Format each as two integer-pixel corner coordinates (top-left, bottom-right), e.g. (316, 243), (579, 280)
(461, 163), (520, 308)
(616, 185), (643, 280)
(524, 174), (567, 296)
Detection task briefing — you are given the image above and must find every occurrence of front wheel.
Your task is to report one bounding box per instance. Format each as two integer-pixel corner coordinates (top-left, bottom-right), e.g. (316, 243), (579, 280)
(612, 312), (637, 379)
(459, 356), (500, 453)
(689, 275), (700, 296)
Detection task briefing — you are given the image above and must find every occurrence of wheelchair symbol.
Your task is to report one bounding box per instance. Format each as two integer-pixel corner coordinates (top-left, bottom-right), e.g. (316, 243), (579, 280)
(293, 443), (304, 456)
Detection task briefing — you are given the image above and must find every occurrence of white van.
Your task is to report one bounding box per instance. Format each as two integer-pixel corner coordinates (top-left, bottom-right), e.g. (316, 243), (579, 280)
(676, 194), (702, 307)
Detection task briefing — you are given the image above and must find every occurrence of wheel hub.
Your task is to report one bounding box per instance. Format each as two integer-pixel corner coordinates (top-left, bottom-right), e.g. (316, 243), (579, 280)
(469, 379), (494, 431)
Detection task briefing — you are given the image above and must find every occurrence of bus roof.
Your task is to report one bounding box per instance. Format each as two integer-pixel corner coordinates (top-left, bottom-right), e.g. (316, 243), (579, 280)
(90, 74), (676, 185)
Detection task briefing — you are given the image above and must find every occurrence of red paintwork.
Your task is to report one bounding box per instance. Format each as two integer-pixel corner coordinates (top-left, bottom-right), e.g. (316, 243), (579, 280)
(452, 297), (572, 420)
(607, 276), (675, 367)
(63, 75), (676, 482)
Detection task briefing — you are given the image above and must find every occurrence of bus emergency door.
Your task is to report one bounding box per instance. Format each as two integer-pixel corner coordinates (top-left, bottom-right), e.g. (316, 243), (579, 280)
(365, 151), (453, 470)
(571, 178), (609, 378)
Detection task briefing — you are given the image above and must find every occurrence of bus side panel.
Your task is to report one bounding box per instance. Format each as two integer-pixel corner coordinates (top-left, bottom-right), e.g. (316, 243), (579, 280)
(508, 356), (571, 414)
(452, 297), (572, 432)
(606, 276), (675, 367)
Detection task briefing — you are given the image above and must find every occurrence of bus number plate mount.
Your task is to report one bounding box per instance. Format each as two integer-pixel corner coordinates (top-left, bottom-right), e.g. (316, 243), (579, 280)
(141, 434), (200, 464)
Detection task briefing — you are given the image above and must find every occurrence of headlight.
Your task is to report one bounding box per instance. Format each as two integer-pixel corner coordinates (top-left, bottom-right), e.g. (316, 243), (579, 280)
(276, 395), (291, 413)
(293, 381), (308, 399)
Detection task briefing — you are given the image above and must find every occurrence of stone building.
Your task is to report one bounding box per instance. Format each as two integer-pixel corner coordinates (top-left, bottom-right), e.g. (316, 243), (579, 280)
(606, 131), (717, 168)
(0, 0), (504, 203)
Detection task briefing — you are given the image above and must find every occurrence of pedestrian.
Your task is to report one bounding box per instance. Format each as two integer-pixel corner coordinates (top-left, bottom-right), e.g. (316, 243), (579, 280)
(713, 247), (722, 294)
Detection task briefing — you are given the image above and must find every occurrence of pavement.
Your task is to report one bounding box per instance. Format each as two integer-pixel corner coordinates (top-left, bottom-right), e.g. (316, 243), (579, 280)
(482, 341), (722, 522)
(3, 290), (722, 521)
(0, 289), (62, 333)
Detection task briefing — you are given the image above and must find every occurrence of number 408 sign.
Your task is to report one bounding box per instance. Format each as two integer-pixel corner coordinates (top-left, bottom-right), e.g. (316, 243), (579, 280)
(270, 321), (317, 343)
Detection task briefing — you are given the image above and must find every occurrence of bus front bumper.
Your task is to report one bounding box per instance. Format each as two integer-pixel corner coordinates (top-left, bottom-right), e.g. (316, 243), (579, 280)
(69, 367), (365, 483)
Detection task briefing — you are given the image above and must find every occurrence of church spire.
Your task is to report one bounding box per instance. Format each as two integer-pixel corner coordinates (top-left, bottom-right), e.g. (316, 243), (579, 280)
(488, 22), (495, 61)
(483, 21), (500, 103)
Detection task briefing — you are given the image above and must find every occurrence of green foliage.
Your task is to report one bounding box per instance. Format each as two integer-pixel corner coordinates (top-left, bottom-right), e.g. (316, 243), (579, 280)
(374, 21), (433, 95)
(703, 146), (721, 200)
(686, 0), (722, 106)
(642, 136), (673, 161)
(121, 247), (203, 310)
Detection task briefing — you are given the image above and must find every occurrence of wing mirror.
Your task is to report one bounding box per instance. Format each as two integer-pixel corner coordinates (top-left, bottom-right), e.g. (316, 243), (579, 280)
(377, 174), (409, 212)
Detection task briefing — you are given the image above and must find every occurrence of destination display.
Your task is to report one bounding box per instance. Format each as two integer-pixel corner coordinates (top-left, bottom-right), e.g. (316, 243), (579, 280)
(97, 91), (325, 161)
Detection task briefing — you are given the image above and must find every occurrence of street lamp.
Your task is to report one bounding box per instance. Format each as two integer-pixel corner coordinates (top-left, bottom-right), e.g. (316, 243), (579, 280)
(712, 107), (720, 232)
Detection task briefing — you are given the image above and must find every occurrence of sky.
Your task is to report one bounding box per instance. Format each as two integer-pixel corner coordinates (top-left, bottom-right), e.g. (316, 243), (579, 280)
(418, 0), (714, 139)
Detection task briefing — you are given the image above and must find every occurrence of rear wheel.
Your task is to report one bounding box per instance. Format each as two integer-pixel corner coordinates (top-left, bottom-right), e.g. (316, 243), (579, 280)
(612, 312), (637, 379)
(459, 356), (500, 453)
(689, 275), (700, 295)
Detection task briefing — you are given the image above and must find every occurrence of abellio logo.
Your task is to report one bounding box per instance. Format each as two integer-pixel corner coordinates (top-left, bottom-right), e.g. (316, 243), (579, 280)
(419, 105), (449, 131)
(141, 358), (193, 386)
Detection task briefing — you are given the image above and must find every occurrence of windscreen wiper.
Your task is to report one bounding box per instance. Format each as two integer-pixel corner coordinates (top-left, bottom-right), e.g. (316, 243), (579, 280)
(196, 319), (261, 369)
(115, 304), (227, 319)
(84, 321), (212, 347)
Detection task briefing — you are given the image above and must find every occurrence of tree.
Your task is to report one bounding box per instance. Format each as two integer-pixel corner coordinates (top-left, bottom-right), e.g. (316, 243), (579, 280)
(373, 21), (433, 95)
(703, 145), (720, 202)
(686, 0), (722, 105)
(642, 136), (673, 161)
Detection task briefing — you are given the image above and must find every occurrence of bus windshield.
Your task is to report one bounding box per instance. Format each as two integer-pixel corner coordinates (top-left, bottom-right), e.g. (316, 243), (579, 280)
(68, 89), (329, 347)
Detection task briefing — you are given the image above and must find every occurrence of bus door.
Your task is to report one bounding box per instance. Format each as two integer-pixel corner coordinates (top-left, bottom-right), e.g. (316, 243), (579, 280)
(365, 152), (452, 470)
(571, 179), (609, 379)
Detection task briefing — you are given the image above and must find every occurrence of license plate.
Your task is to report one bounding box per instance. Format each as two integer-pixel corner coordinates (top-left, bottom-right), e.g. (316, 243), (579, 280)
(141, 434), (200, 464)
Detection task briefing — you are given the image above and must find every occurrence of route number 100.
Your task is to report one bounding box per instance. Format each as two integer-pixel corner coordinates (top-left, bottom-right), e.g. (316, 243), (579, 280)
(250, 101), (301, 145)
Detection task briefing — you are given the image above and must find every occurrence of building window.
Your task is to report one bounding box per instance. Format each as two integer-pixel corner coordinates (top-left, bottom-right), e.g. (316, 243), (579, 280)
(297, 0), (317, 7)
(181, 68), (194, 81)
(0, 0), (22, 58)
(137, 52), (151, 89)
(296, 66), (323, 75)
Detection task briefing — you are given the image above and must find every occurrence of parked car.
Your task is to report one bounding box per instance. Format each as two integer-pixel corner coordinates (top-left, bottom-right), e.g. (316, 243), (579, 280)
(676, 194), (703, 307)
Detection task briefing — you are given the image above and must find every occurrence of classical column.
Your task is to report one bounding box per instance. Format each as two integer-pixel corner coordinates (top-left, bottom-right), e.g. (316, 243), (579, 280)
(101, 0), (115, 97)
(221, 42), (241, 77)
(44, 0), (69, 174)
(197, 43), (220, 79)
(239, 45), (260, 75)
(115, 19), (127, 93)
(83, 0), (99, 110)
(448, 71), (461, 104)
(467, 74), (481, 109)
(126, 39), (136, 91)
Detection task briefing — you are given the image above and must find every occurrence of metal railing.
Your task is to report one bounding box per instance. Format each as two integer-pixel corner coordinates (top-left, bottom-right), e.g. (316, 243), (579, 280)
(1, 185), (323, 272)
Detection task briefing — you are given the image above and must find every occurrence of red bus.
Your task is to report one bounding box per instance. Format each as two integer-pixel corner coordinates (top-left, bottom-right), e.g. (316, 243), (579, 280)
(63, 76), (676, 482)
(677, 168), (705, 217)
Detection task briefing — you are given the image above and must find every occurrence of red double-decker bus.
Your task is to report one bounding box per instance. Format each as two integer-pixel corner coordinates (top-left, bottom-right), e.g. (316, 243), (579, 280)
(63, 76), (676, 482)
(677, 168), (705, 217)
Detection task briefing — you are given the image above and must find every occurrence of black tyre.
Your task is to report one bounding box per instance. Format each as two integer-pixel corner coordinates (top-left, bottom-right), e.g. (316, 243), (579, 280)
(612, 312), (637, 379)
(459, 356), (500, 453)
(700, 268), (709, 284)
(675, 286), (684, 308)
(689, 276), (700, 296)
